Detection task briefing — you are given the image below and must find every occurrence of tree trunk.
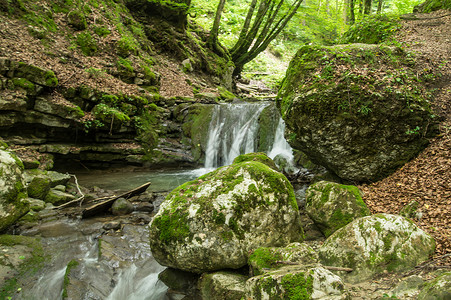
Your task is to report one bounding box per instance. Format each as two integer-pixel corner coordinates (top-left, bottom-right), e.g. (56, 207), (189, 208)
(208, 0), (226, 49)
(364, 0), (372, 14)
(349, 0), (355, 24)
(377, 0), (383, 13)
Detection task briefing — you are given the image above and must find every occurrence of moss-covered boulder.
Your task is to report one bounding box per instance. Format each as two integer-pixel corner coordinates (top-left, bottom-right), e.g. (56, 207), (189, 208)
(44, 188), (76, 206)
(244, 265), (349, 300)
(305, 181), (371, 237)
(277, 44), (440, 182)
(111, 198), (134, 215)
(198, 271), (247, 300)
(248, 243), (318, 276)
(232, 152), (278, 171)
(417, 272), (451, 300)
(414, 0), (451, 13)
(0, 150), (29, 231)
(26, 175), (51, 200)
(0, 58), (58, 87)
(149, 161), (303, 273)
(318, 214), (435, 283)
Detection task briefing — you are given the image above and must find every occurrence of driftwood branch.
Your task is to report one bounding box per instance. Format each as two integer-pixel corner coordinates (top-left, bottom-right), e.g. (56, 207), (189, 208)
(275, 261), (353, 272)
(403, 254), (451, 277)
(54, 174), (85, 209)
(81, 182), (151, 218)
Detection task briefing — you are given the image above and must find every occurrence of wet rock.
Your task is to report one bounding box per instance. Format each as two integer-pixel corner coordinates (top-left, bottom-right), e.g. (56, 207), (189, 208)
(24, 198), (46, 211)
(111, 198), (134, 216)
(44, 188), (76, 205)
(248, 242), (318, 276)
(159, 268), (199, 294)
(149, 161), (303, 273)
(135, 202), (154, 213)
(319, 214), (436, 283)
(27, 175), (51, 200)
(273, 153), (297, 175)
(130, 213), (151, 224)
(305, 181), (371, 237)
(198, 271), (247, 300)
(103, 221), (122, 231)
(244, 265), (349, 300)
(0, 149), (29, 231)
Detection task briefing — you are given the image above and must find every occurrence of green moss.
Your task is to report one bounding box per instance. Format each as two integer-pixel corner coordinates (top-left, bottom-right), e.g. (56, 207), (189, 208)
(0, 235), (47, 299)
(67, 9), (87, 30)
(152, 211), (190, 243)
(62, 259), (79, 299)
(12, 78), (35, 94)
(281, 272), (314, 300)
(414, 0), (451, 13)
(93, 25), (111, 37)
(249, 248), (283, 275)
(76, 32), (97, 56)
(232, 152), (278, 171)
(117, 36), (138, 57)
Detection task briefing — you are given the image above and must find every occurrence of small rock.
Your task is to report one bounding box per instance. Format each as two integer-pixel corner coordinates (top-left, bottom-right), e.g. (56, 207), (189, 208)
(111, 198), (134, 216)
(103, 221), (121, 231)
(135, 202), (154, 213)
(53, 185), (66, 192)
(45, 189), (76, 205)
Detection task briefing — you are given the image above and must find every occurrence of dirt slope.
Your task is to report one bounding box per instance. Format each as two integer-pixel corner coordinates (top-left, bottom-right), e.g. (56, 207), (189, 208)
(360, 10), (450, 262)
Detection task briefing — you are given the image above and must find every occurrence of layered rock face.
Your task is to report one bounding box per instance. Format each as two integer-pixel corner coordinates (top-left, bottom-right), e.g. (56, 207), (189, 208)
(277, 44), (440, 182)
(149, 160), (303, 273)
(0, 149), (29, 231)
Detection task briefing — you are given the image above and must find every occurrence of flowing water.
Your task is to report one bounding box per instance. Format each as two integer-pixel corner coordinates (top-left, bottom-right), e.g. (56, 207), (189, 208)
(19, 101), (297, 299)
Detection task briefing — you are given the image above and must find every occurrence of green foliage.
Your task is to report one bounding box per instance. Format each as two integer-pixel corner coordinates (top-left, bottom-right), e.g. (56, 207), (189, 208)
(93, 25), (111, 37)
(414, 0), (451, 13)
(248, 247), (283, 275)
(76, 32), (97, 56)
(280, 272), (314, 300)
(67, 9), (87, 30)
(340, 14), (402, 45)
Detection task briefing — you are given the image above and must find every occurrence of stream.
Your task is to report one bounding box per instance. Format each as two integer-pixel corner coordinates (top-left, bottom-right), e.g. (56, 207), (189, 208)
(13, 102), (299, 299)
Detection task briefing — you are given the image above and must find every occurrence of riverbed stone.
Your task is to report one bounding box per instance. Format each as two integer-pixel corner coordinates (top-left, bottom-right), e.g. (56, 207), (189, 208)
(249, 242), (318, 276)
(244, 264), (349, 300)
(111, 197), (134, 216)
(277, 44), (440, 182)
(44, 189), (76, 205)
(0, 149), (29, 231)
(198, 271), (247, 300)
(305, 181), (371, 237)
(149, 161), (303, 273)
(318, 214), (435, 283)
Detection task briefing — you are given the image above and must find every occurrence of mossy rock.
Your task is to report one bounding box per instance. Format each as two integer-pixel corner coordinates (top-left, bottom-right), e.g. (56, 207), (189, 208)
(198, 271), (247, 300)
(232, 152), (279, 171)
(417, 272), (451, 300)
(44, 189), (76, 206)
(111, 198), (134, 216)
(27, 175), (51, 200)
(414, 0), (451, 13)
(0, 59), (58, 87)
(318, 214), (436, 283)
(248, 243), (318, 276)
(305, 181), (371, 237)
(244, 265), (348, 299)
(257, 103), (279, 153)
(67, 10), (87, 30)
(149, 161), (303, 273)
(0, 150), (29, 232)
(277, 44), (440, 182)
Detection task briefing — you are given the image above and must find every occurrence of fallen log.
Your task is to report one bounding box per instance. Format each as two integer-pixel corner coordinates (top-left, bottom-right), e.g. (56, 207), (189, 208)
(81, 182), (151, 218)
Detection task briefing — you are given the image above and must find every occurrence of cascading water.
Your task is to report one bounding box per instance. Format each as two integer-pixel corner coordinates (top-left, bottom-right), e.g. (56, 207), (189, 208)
(204, 102), (269, 168)
(204, 102), (296, 171)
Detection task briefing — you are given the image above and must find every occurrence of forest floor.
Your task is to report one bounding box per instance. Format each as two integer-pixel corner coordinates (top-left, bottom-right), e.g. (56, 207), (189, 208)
(359, 9), (450, 264)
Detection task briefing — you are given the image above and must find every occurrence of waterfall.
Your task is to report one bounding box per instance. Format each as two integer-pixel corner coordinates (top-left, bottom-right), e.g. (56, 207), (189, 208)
(268, 118), (295, 163)
(204, 102), (269, 168)
(203, 102), (296, 172)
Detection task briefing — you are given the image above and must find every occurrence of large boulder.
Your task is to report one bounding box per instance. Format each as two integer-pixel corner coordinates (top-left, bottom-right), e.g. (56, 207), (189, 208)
(149, 161), (303, 273)
(0, 150), (29, 231)
(417, 272), (451, 300)
(277, 44), (440, 182)
(319, 214), (435, 283)
(244, 265), (349, 300)
(305, 181), (371, 237)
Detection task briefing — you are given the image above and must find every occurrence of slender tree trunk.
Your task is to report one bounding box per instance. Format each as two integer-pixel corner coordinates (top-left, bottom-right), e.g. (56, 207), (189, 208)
(364, 0), (372, 14)
(208, 0), (226, 49)
(349, 0), (355, 24)
(377, 0), (383, 13)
